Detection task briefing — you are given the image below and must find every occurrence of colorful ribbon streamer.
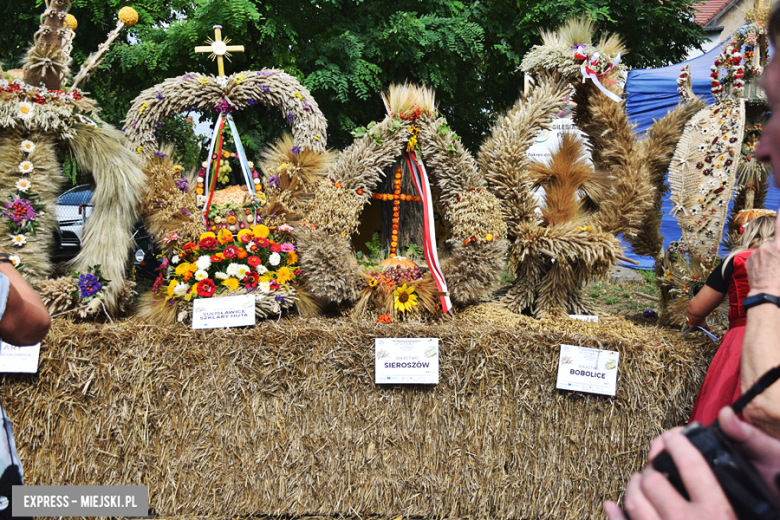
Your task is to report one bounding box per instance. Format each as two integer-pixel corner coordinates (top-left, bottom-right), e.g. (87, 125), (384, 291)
(573, 46), (622, 103)
(404, 151), (453, 315)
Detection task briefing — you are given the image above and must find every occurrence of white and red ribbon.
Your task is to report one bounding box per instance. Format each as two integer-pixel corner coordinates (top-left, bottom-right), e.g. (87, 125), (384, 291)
(404, 151), (453, 315)
(575, 48), (622, 103)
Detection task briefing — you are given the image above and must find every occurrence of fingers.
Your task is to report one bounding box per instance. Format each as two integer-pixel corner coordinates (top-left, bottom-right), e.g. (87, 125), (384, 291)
(623, 473), (662, 520)
(719, 406), (780, 462)
(639, 467), (691, 519)
(648, 427), (684, 461)
(660, 432), (728, 506)
(604, 501), (627, 520)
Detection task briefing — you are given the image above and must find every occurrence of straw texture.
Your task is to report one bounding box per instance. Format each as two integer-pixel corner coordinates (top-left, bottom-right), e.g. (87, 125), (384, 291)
(5, 313), (714, 519)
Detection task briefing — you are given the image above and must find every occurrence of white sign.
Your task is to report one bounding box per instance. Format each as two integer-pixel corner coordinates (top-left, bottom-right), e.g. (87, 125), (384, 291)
(569, 314), (599, 323)
(192, 294), (256, 329)
(556, 344), (619, 396)
(375, 338), (439, 384)
(0, 342), (40, 373)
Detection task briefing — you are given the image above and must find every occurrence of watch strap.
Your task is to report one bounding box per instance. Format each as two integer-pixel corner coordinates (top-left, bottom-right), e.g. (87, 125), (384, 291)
(0, 253), (13, 265)
(742, 293), (780, 311)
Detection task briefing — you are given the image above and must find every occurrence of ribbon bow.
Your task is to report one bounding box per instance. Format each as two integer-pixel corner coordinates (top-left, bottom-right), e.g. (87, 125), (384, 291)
(572, 45), (622, 102)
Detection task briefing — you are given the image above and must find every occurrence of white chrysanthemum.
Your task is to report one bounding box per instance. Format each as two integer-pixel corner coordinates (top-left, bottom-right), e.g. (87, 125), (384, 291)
(10, 235), (26, 247)
(194, 270), (209, 281)
(236, 265), (250, 278)
(258, 282), (271, 293)
(195, 255), (212, 271)
(214, 271), (228, 280)
(256, 264), (268, 274)
(269, 252), (281, 266)
(173, 282), (190, 297)
(20, 141), (35, 154)
(8, 255), (20, 267)
(17, 102), (34, 120)
(18, 161), (33, 174)
(15, 179), (31, 192)
(226, 262), (243, 278)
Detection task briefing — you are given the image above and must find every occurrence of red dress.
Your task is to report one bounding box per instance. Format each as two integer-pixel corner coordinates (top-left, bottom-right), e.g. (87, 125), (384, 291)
(688, 249), (753, 425)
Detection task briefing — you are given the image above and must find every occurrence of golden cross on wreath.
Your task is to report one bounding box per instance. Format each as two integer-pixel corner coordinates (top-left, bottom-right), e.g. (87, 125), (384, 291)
(194, 25), (245, 77)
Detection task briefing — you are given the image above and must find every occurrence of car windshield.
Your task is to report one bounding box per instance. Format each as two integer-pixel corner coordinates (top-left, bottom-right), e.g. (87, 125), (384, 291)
(57, 187), (93, 205)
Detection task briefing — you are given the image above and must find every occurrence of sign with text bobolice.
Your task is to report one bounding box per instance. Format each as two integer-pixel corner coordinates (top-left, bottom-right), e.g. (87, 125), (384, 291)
(0, 341), (40, 373)
(375, 338), (439, 384)
(556, 344), (619, 396)
(192, 294), (256, 329)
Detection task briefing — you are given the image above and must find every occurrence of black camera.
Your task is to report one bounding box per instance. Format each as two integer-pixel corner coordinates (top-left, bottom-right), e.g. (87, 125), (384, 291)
(631, 365), (780, 520)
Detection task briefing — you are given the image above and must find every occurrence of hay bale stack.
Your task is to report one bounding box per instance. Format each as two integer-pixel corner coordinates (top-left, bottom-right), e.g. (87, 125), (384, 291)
(2, 313), (714, 519)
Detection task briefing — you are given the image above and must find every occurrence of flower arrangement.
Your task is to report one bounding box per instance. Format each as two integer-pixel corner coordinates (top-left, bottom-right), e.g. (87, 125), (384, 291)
(72, 266), (110, 304)
(153, 224), (301, 305)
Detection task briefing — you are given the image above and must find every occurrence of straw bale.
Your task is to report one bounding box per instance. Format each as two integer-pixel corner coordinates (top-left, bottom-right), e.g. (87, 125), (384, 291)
(3, 312), (714, 519)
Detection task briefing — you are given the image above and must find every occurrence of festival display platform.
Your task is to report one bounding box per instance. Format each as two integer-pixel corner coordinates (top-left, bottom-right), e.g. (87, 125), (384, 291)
(3, 310), (713, 519)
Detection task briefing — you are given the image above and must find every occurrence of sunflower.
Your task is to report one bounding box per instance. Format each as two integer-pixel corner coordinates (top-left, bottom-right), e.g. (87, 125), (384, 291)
(393, 283), (418, 313)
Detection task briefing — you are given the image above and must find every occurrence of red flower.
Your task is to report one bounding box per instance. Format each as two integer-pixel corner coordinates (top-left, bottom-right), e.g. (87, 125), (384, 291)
(182, 241), (198, 253)
(223, 245), (238, 259)
(152, 273), (164, 293)
(210, 253), (224, 263)
(247, 256), (262, 267)
(255, 238), (270, 248)
(269, 280), (280, 291)
(243, 271), (260, 289)
(270, 243), (282, 253)
(199, 236), (218, 250)
(196, 279), (216, 297)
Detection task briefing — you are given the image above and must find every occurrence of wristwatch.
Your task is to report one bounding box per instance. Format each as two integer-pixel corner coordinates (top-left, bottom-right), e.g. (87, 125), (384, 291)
(0, 253), (13, 265)
(742, 293), (780, 311)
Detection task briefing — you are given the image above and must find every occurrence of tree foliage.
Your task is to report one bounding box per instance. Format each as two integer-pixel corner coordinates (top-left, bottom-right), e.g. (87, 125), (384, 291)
(1, 0), (706, 156)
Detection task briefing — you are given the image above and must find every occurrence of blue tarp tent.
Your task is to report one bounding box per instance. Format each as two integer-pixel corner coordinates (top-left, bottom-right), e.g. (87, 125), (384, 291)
(621, 48), (778, 269)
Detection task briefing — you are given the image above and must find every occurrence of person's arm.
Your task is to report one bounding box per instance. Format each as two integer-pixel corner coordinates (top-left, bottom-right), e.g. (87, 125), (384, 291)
(743, 214), (780, 438)
(0, 248), (51, 346)
(686, 285), (726, 328)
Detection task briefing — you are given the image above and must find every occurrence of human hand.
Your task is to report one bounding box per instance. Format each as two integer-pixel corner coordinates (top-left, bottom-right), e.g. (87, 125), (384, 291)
(746, 207), (780, 296)
(603, 430), (735, 520)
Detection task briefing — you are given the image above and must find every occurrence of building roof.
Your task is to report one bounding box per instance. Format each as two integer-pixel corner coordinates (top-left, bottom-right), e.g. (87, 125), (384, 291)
(694, 0), (735, 26)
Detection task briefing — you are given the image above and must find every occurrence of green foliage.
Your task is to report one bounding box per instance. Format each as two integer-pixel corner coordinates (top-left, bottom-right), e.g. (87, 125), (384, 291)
(156, 114), (207, 172)
(365, 231), (384, 263)
(404, 243), (424, 262)
(61, 153), (80, 186)
(1, 0), (706, 156)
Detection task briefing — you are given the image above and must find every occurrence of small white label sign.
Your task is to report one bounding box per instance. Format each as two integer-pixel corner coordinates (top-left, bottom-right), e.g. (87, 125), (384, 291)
(0, 342), (40, 373)
(192, 294), (256, 329)
(375, 338), (439, 384)
(569, 314), (599, 323)
(556, 344), (619, 396)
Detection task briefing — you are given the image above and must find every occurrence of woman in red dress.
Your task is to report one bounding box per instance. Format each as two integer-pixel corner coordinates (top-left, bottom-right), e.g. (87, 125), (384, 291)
(686, 214), (775, 425)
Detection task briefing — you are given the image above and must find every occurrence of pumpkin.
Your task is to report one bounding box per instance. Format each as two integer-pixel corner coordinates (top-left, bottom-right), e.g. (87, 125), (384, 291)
(379, 256), (418, 269)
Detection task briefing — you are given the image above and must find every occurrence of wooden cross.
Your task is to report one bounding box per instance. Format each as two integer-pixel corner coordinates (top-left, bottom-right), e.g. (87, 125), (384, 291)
(194, 25), (244, 77)
(372, 166), (421, 257)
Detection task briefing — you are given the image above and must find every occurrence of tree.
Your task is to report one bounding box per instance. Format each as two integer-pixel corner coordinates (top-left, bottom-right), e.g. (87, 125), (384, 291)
(2, 0), (706, 155)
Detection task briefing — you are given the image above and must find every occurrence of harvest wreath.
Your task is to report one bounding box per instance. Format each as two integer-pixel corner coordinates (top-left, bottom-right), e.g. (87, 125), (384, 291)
(294, 84), (507, 319)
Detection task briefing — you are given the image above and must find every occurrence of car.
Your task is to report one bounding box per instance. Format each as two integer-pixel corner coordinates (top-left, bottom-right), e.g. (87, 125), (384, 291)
(53, 184), (93, 251)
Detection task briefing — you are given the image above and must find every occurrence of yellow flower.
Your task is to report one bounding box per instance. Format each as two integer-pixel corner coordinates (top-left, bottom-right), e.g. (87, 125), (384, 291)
(175, 262), (192, 276)
(368, 277), (378, 287)
(237, 229), (254, 242)
(286, 251), (298, 265)
(118, 6), (139, 27)
(64, 14), (77, 30)
(136, 146), (143, 155)
(222, 278), (240, 291)
(576, 226), (592, 231)
(139, 102), (149, 114)
(252, 224), (270, 239)
(393, 283), (418, 313)
(293, 91), (303, 99)
(199, 231), (216, 242)
(314, 134), (321, 141)
(258, 276), (272, 283)
(199, 77), (209, 85)
(217, 228), (234, 245)
(167, 280), (178, 297)
(235, 73), (245, 84)
(276, 266), (293, 284)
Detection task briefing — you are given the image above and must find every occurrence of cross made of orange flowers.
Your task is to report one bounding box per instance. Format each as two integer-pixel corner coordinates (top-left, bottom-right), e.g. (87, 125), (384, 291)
(372, 166), (422, 257)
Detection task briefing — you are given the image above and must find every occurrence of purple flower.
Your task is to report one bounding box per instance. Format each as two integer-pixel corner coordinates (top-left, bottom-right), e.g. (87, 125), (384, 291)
(4, 198), (37, 224)
(258, 70), (273, 77)
(175, 178), (189, 192)
(303, 102), (311, 111)
(268, 174), (280, 188)
(280, 242), (295, 253)
(156, 92), (163, 100)
(291, 146), (300, 155)
(248, 99), (255, 106)
(180, 207), (191, 216)
(183, 74), (194, 80)
(78, 273), (102, 299)
(275, 294), (285, 304)
(287, 111), (295, 125)
(214, 99), (235, 114)
(643, 309), (657, 318)
(260, 84), (270, 92)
